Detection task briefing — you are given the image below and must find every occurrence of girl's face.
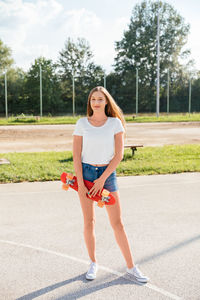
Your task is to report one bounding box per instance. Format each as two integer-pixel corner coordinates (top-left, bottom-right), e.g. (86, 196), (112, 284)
(90, 91), (108, 113)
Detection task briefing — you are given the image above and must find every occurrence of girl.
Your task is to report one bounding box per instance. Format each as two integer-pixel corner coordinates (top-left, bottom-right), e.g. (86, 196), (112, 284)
(72, 86), (149, 283)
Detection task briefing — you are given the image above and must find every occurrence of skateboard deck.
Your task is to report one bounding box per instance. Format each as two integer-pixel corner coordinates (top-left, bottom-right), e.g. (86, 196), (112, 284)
(61, 172), (115, 208)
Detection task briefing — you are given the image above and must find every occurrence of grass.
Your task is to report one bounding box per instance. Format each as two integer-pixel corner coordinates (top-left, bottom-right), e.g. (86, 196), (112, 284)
(0, 112), (200, 125)
(0, 144), (200, 183)
(0, 114), (81, 125)
(125, 112), (200, 123)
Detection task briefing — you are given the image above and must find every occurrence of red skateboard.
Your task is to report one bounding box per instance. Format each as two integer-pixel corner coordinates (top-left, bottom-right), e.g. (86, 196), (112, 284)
(61, 172), (115, 208)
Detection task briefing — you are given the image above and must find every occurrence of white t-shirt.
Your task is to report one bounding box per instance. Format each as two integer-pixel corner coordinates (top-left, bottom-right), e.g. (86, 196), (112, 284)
(72, 116), (125, 164)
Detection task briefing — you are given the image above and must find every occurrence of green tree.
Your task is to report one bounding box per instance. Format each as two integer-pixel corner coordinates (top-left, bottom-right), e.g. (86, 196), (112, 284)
(24, 57), (62, 115)
(6, 68), (27, 115)
(0, 39), (14, 73)
(113, 0), (191, 112)
(57, 37), (104, 114)
(0, 39), (15, 115)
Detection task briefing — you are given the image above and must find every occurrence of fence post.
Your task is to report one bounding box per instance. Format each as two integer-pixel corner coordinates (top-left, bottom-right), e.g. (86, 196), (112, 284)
(189, 78), (192, 116)
(40, 65), (43, 117)
(167, 69), (170, 115)
(136, 68), (138, 116)
(72, 70), (75, 117)
(5, 69), (8, 118)
(104, 71), (106, 89)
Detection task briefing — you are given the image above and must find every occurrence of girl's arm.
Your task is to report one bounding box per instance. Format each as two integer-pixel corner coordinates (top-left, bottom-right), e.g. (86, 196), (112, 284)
(100, 131), (124, 181)
(72, 135), (85, 186)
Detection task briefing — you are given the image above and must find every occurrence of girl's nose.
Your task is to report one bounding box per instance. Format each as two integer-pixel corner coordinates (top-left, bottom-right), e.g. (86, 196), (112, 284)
(94, 100), (101, 104)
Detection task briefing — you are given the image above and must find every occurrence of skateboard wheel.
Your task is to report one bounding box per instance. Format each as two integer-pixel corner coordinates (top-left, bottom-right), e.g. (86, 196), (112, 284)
(62, 183), (69, 191)
(67, 173), (74, 180)
(97, 200), (105, 208)
(102, 189), (110, 197)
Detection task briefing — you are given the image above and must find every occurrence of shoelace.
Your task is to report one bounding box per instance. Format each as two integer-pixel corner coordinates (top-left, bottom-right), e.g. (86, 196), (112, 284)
(88, 263), (97, 274)
(128, 265), (143, 277)
(134, 267), (143, 277)
(134, 266), (147, 278)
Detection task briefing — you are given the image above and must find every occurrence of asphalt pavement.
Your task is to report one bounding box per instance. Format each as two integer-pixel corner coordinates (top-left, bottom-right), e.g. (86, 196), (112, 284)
(0, 172), (200, 299)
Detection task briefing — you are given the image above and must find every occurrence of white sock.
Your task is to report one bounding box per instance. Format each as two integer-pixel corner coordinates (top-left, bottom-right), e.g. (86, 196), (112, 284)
(127, 266), (136, 270)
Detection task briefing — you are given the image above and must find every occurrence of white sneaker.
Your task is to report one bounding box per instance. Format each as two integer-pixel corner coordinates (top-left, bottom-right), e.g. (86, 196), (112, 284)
(126, 265), (149, 283)
(86, 261), (98, 280)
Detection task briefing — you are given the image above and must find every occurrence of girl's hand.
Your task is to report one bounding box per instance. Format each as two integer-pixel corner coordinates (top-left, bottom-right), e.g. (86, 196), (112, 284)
(88, 177), (106, 197)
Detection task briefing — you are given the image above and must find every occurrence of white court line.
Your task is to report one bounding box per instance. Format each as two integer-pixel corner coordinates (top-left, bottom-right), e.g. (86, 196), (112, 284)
(0, 190), (63, 196)
(120, 180), (200, 189)
(0, 239), (182, 300)
(1, 180), (200, 196)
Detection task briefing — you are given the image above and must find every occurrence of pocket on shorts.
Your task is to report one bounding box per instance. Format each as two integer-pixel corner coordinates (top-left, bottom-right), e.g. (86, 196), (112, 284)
(82, 165), (94, 182)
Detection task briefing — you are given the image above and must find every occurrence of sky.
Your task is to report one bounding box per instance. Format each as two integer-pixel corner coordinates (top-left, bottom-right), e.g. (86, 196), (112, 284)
(0, 0), (200, 74)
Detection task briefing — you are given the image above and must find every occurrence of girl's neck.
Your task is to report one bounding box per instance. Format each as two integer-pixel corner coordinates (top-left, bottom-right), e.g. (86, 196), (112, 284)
(90, 112), (108, 121)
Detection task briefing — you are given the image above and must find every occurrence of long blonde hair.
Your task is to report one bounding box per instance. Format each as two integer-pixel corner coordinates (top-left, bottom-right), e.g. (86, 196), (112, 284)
(87, 86), (126, 133)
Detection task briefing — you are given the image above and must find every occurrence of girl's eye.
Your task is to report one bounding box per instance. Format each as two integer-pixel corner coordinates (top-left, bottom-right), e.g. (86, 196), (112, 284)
(91, 99), (103, 101)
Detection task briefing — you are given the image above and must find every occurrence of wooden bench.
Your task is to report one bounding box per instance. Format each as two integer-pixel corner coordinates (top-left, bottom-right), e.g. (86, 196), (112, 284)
(0, 158), (10, 165)
(124, 145), (143, 157)
(15, 115), (40, 121)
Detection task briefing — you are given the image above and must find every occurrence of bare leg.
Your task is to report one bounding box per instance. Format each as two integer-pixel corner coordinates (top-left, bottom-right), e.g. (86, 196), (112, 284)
(106, 190), (135, 269)
(78, 194), (97, 263)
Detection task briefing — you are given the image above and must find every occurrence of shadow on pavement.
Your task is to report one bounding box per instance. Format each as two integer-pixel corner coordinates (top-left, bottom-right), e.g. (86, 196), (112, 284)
(16, 273), (144, 300)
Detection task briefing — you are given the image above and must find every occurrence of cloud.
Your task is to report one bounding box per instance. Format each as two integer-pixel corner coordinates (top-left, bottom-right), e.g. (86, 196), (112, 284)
(0, 0), (63, 68)
(0, 0), (200, 73)
(0, 0), (129, 72)
(61, 8), (102, 35)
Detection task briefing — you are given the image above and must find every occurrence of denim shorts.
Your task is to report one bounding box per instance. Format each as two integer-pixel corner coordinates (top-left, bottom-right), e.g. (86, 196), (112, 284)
(82, 162), (118, 192)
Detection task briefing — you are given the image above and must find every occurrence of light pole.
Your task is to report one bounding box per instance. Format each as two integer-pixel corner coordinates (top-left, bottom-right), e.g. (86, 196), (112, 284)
(156, 1), (160, 117)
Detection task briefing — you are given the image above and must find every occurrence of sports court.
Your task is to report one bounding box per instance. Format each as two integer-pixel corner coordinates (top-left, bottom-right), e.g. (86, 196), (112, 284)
(0, 172), (199, 299)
